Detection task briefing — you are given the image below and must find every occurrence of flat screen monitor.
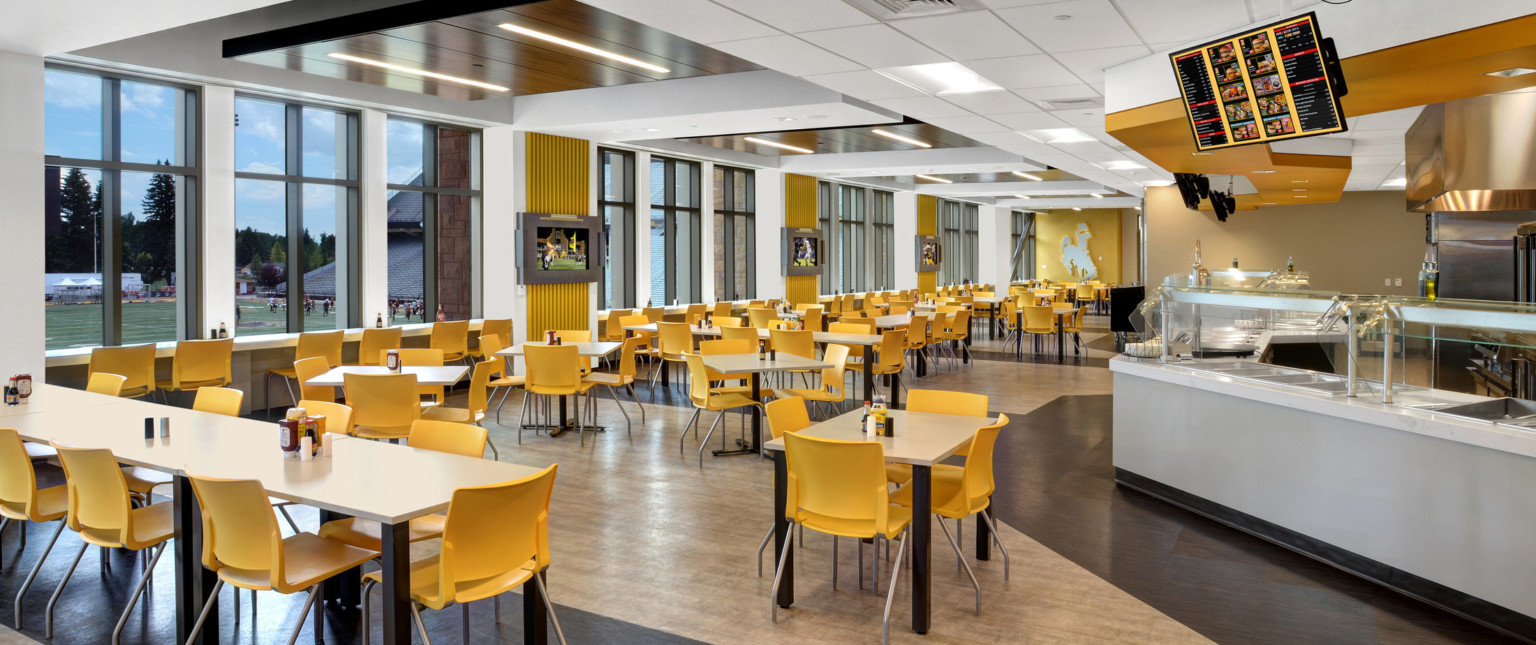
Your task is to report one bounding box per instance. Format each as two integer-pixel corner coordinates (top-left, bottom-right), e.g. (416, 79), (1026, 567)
(518, 213), (604, 285)
(1169, 12), (1347, 151)
(916, 235), (942, 273)
(782, 228), (823, 277)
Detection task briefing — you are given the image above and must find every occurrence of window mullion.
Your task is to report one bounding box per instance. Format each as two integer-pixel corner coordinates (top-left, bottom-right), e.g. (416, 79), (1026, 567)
(102, 78), (124, 346)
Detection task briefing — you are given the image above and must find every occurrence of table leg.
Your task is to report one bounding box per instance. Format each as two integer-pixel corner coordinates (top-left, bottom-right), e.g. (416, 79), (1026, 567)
(524, 570), (549, 645)
(975, 500), (992, 561)
(889, 371), (902, 410)
(911, 465), (931, 634)
(962, 334), (971, 365)
(712, 373), (761, 456)
(862, 346), (874, 404)
(380, 521), (411, 645)
(320, 509), (361, 607)
(175, 474), (219, 645)
(773, 451), (795, 608)
(1015, 312), (1024, 361)
(1057, 316), (1065, 364)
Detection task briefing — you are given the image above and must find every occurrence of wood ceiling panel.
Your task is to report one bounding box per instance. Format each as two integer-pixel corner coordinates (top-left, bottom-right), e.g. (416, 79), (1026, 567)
(499, 3), (754, 76)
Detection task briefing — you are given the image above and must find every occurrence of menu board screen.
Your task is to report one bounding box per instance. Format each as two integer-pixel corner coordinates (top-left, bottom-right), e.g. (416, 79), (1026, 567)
(1169, 12), (1346, 151)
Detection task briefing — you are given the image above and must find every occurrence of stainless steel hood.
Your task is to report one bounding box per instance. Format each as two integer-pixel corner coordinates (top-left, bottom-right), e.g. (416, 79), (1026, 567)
(1407, 91), (1536, 212)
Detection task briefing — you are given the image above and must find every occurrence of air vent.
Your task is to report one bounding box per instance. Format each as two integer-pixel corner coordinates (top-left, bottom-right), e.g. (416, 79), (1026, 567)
(845, 0), (981, 20)
(1037, 97), (1105, 111)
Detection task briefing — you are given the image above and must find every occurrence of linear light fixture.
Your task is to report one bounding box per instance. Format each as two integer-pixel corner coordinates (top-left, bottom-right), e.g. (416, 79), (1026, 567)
(1091, 193), (1104, 198)
(1014, 194), (1030, 199)
(499, 23), (670, 74)
(326, 53), (509, 92)
(743, 136), (813, 154)
(872, 129), (932, 148)
(916, 174), (951, 183)
(1012, 171), (1042, 181)
(1072, 207), (1082, 211)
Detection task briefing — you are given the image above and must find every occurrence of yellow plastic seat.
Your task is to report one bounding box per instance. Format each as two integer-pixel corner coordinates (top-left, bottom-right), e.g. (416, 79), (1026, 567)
(682, 353), (762, 467)
(357, 328), (403, 366)
(618, 314), (658, 367)
(869, 330), (907, 400)
(293, 355), (335, 403)
(552, 329), (592, 343)
(469, 319), (514, 359)
(523, 344), (597, 446)
(582, 337), (646, 438)
(771, 432), (913, 643)
(904, 313), (931, 372)
(345, 373), (422, 441)
(714, 317), (744, 328)
(886, 390), (990, 484)
(422, 359), (499, 458)
(297, 400), (353, 437)
(48, 442), (177, 642)
(721, 326), (760, 345)
(85, 372), (126, 396)
(183, 473), (379, 645)
(1022, 305), (1058, 356)
(393, 348), (448, 408)
(482, 334), (528, 426)
(934, 309), (972, 367)
(648, 322), (694, 399)
(431, 320), (471, 363)
(801, 305), (825, 331)
(698, 339), (755, 397)
(0, 428), (69, 625)
(769, 329), (819, 389)
(712, 301), (734, 320)
(685, 303), (706, 326)
(360, 465), (566, 645)
(87, 343), (156, 399)
(267, 330), (343, 409)
(757, 395), (818, 573)
(747, 308), (775, 329)
(156, 338), (233, 402)
(773, 344), (849, 419)
(193, 386), (244, 417)
(641, 306), (665, 323)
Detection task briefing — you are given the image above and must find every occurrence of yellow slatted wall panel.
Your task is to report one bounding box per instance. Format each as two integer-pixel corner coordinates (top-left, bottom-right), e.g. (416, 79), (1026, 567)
(917, 195), (937, 295)
(525, 132), (591, 339)
(784, 174), (820, 305)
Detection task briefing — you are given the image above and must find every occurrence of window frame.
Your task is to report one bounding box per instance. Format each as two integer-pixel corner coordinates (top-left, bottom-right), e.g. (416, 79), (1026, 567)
(599, 147), (636, 309)
(650, 156), (701, 304)
(872, 190), (894, 291)
(837, 184), (867, 294)
(1011, 210), (1036, 281)
(383, 117), (482, 322)
(713, 165), (755, 302)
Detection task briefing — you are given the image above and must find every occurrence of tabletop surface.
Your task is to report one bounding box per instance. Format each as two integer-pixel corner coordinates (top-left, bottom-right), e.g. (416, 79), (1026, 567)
(702, 353), (833, 375)
(1053, 305), (1077, 314)
(306, 365), (468, 388)
(498, 341), (621, 357)
(762, 408), (997, 467)
(0, 384), (123, 418)
(873, 314), (914, 328)
(625, 324), (882, 345)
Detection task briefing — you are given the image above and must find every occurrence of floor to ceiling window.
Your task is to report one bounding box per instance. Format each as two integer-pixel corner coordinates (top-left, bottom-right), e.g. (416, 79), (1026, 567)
(818, 181), (836, 293)
(872, 190), (894, 291)
(838, 184), (867, 294)
(938, 199), (978, 285)
(1012, 210), (1036, 281)
(649, 156), (700, 305)
(713, 165), (755, 302)
(235, 96), (356, 336)
(599, 148), (635, 309)
(44, 67), (197, 350)
(964, 205), (979, 282)
(385, 118), (481, 324)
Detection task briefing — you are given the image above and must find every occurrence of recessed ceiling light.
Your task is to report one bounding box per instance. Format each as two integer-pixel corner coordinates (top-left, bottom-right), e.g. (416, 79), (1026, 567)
(643, 128), (660, 133)
(1072, 207), (1082, 211)
(1012, 171), (1043, 181)
(1140, 179), (1175, 187)
(1261, 202), (1276, 205)
(1029, 128), (1096, 143)
(872, 129), (932, 148)
(1091, 193), (1104, 198)
(1292, 188), (1307, 192)
(1252, 170), (1277, 174)
(499, 23), (670, 74)
(1134, 206), (1142, 210)
(916, 174), (952, 183)
(1294, 195), (1308, 198)
(1101, 160), (1146, 171)
(1381, 177), (1407, 187)
(1291, 179), (1309, 183)
(744, 136), (813, 154)
(1191, 152), (1215, 156)
(873, 62), (1004, 96)
(1014, 194), (1030, 200)
(326, 53), (509, 92)
(776, 117), (796, 122)
(1486, 67), (1536, 78)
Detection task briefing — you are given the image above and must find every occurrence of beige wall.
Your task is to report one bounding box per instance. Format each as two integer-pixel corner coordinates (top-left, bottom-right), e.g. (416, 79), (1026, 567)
(1036, 208), (1123, 283)
(1121, 208), (1142, 284)
(1145, 187), (1425, 295)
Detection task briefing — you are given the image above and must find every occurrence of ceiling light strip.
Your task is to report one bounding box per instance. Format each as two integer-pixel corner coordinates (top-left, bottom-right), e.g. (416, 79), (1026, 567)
(326, 53), (509, 92)
(499, 23), (670, 74)
(743, 136), (814, 154)
(1011, 171), (1042, 181)
(916, 174), (951, 183)
(872, 129), (932, 148)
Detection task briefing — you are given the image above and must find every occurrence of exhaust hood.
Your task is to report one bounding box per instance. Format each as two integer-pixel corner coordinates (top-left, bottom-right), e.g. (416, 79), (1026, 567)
(1407, 91), (1536, 212)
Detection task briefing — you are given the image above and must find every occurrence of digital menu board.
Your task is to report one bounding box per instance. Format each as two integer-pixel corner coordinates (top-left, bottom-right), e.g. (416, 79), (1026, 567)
(1169, 12), (1347, 151)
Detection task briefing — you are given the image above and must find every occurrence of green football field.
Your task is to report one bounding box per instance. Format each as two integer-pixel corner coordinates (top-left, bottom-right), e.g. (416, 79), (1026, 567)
(543, 257), (587, 271)
(45, 298), (340, 350)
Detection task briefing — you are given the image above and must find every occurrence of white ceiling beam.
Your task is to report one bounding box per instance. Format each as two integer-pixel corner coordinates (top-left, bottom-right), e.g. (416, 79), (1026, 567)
(777, 146), (1044, 175)
(997, 196), (1141, 209)
(915, 180), (1109, 197)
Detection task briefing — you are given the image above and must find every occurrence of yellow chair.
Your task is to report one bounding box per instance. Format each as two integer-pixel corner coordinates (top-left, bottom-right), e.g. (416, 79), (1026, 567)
(641, 306), (665, 323)
(714, 317), (744, 328)
(686, 303), (706, 326)
(870, 329), (908, 401)
(1060, 306), (1086, 355)
(772, 432), (912, 643)
(266, 330), (343, 410)
(318, 419), (487, 554)
(802, 305), (825, 332)
(754, 397), (815, 574)
(769, 328), (818, 389)
(431, 320), (471, 364)
(698, 339), (754, 397)
(937, 309), (972, 367)
(421, 359), (499, 458)
(183, 473), (378, 645)
(345, 373), (421, 441)
(360, 465), (565, 645)
(599, 311), (629, 343)
(394, 347), (448, 408)
(87, 344), (156, 399)
(747, 308), (775, 329)
(470, 319), (514, 359)
(712, 301), (734, 320)
(1022, 305), (1058, 356)
(682, 354), (761, 467)
(774, 344), (849, 419)
(904, 313), (931, 374)
(297, 399), (354, 437)
(47, 443), (176, 642)
(893, 414), (1011, 614)
(582, 337), (645, 438)
(552, 329), (592, 343)
(156, 338), (233, 403)
(193, 386), (244, 417)
(721, 326), (759, 345)
(357, 327), (403, 366)
(619, 313), (658, 366)
(524, 344), (597, 446)
(85, 372), (126, 396)
(998, 299), (1023, 353)
(887, 390), (990, 484)
(649, 322), (694, 400)
(293, 355), (335, 403)
(484, 336), (529, 426)
(1, 429), (68, 625)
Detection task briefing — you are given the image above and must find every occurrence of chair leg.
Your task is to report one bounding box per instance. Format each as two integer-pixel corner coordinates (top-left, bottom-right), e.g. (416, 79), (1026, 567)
(112, 543), (167, 645)
(486, 436), (500, 460)
(882, 531), (908, 645)
(410, 601), (433, 645)
(44, 542), (89, 638)
(937, 516), (981, 616)
(278, 505), (301, 535)
(607, 386), (633, 439)
(285, 584), (322, 645)
(680, 409), (700, 453)
(831, 536), (838, 590)
(361, 579), (377, 645)
(183, 578), (225, 645)
(769, 520), (796, 623)
(756, 523), (775, 577)
(697, 411), (727, 468)
(462, 603), (470, 645)
(978, 511), (1011, 580)
(532, 573), (569, 645)
(15, 519), (64, 627)
(627, 384), (647, 423)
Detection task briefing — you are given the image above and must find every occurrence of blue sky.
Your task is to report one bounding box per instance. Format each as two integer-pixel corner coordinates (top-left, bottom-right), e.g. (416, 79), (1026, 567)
(45, 68), (179, 219)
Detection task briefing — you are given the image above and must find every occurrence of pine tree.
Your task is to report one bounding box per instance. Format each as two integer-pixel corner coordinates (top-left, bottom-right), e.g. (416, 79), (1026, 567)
(46, 168), (98, 273)
(138, 163), (177, 285)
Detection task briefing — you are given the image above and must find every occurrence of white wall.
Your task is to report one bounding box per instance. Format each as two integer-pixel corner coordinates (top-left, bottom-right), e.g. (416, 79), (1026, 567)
(357, 108), (389, 324)
(699, 160), (715, 302)
(979, 204), (1010, 289)
(754, 169), (785, 301)
(1, 51), (45, 376)
(893, 191), (917, 291)
(480, 126), (525, 340)
(201, 85), (236, 337)
(633, 150), (654, 306)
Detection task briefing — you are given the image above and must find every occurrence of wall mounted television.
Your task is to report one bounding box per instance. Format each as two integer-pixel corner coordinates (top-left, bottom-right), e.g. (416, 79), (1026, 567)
(915, 235), (943, 273)
(782, 227), (823, 277)
(517, 213), (604, 285)
(1169, 11), (1348, 151)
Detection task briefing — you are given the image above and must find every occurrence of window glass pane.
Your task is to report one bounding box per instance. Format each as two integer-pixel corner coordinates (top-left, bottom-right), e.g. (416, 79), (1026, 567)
(713, 211), (726, 302)
(45, 167), (104, 350)
(387, 119), (425, 187)
(120, 169), (179, 344)
(650, 207), (666, 304)
(675, 163), (695, 208)
(235, 178), (288, 336)
(712, 167), (725, 212)
(44, 69), (103, 161)
(235, 97), (286, 175)
(603, 152), (623, 202)
(650, 159), (665, 205)
(674, 211), (693, 303)
(387, 190), (425, 325)
(302, 107), (345, 180)
(120, 81), (182, 166)
(603, 204), (622, 308)
(300, 184), (341, 330)
(733, 215), (750, 300)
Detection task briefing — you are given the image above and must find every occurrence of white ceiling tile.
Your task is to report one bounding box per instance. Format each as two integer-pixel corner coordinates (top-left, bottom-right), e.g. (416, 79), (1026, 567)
(963, 55), (1080, 89)
(989, 111), (1070, 131)
(1350, 143), (1405, 158)
(995, 0), (1142, 53)
(710, 35), (864, 77)
(971, 130), (1041, 146)
(798, 24), (950, 69)
(978, 0), (1061, 8)
(1052, 107), (1105, 129)
(1112, 0), (1251, 46)
(573, 0), (778, 44)
(1052, 139), (1119, 161)
(888, 11), (1042, 61)
(1353, 107), (1424, 131)
(1052, 45), (1150, 86)
(922, 114), (1013, 134)
(710, 0), (875, 33)
(1348, 130), (1406, 144)
(1012, 84), (1101, 105)
(870, 96), (974, 119)
(1352, 155), (1406, 167)
(803, 70), (927, 100)
(942, 91), (1041, 115)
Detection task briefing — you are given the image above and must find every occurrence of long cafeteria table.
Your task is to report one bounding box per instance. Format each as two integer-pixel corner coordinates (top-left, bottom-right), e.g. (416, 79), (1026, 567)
(2, 384), (549, 645)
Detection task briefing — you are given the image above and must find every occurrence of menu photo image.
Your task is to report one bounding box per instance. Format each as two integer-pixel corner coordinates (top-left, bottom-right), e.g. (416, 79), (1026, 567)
(1208, 41), (1236, 65)
(1257, 93), (1289, 117)
(1225, 100), (1254, 123)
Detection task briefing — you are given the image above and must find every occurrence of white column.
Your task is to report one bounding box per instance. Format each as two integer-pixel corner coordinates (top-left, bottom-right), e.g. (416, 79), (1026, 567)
(201, 85), (237, 337)
(633, 151), (654, 306)
(357, 108), (389, 326)
(893, 190), (917, 291)
(754, 169), (785, 300)
(1, 51), (44, 376)
(480, 125), (524, 341)
(699, 160), (715, 303)
(979, 204), (1011, 289)
(587, 139), (600, 332)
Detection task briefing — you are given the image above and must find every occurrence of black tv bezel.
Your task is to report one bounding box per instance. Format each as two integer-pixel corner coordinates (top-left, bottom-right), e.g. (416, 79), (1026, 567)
(782, 227), (824, 277)
(915, 235), (943, 273)
(518, 212), (605, 285)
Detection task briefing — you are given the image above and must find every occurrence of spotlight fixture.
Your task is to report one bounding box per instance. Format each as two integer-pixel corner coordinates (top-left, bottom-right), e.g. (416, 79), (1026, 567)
(1072, 207), (1082, 211)
(743, 137), (814, 154)
(1011, 171), (1043, 181)
(326, 53), (509, 92)
(1486, 67), (1536, 78)
(499, 23), (670, 73)
(872, 129), (932, 148)
(916, 174), (952, 183)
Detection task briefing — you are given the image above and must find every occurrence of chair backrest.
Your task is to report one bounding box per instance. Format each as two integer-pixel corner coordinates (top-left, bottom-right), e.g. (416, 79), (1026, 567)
(825, 297), (842, 315)
(840, 316), (875, 330)
(481, 319), (514, 347)
(86, 372), (126, 396)
(525, 344), (580, 393)
(686, 304), (706, 325)
(295, 330), (345, 368)
(888, 301), (911, 315)
(431, 320), (470, 356)
(172, 338), (234, 387)
(949, 309), (971, 339)
(552, 329), (592, 343)
(53, 443), (134, 545)
(656, 322), (693, 358)
(907, 389), (989, 417)
(683, 354), (715, 405)
(715, 317), (743, 328)
(344, 373), (421, 429)
(764, 397), (813, 441)
(769, 329), (815, 359)
(436, 465), (558, 604)
(395, 348), (445, 366)
(878, 329), (905, 368)
(958, 415), (1007, 509)
(783, 432), (890, 527)
(906, 314), (929, 345)
(408, 419), (488, 458)
(699, 339), (753, 382)
(359, 328), (404, 366)
(1023, 305), (1055, 330)
(1077, 284), (1094, 299)
(297, 400), (353, 435)
(802, 306), (824, 331)
(479, 335), (506, 377)
(293, 356), (334, 402)
(193, 387), (244, 417)
(88, 344), (156, 395)
(464, 359), (495, 414)
(618, 315), (654, 345)
(642, 307), (665, 323)
(817, 345), (849, 397)
(0, 429), (43, 520)
(186, 474), (283, 585)
(827, 322), (866, 335)
(615, 337), (641, 379)
(841, 294), (856, 311)
(712, 302), (734, 318)
(747, 308), (774, 329)
(720, 326), (759, 344)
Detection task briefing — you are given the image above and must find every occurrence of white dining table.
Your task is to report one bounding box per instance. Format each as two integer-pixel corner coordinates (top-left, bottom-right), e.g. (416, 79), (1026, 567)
(304, 365), (468, 388)
(698, 353), (831, 460)
(495, 342), (621, 437)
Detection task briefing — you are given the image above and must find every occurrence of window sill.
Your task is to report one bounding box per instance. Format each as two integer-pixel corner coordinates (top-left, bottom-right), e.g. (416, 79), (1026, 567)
(44, 320), (485, 368)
